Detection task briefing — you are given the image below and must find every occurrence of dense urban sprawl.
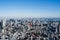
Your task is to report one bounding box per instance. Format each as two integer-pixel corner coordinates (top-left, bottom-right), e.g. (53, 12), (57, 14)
(0, 18), (60, 40)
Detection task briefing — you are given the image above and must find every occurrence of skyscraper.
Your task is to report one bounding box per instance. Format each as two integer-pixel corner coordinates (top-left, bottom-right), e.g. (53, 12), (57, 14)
(0, 20), (3, 32)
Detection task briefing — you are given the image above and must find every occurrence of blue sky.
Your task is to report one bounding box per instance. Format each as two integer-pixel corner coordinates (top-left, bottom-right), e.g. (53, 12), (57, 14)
(0, 0), (60, 18)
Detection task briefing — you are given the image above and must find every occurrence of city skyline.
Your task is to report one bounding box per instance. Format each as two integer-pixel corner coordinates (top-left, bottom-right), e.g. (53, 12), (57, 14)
(0, 0), (60, 18)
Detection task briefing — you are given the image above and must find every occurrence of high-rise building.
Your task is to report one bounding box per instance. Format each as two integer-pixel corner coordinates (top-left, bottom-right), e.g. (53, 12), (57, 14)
(0, 20), (3, 32)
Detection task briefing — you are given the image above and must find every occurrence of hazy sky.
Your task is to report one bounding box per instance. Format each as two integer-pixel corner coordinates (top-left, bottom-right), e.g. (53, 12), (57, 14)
(0, 0), (60, 18)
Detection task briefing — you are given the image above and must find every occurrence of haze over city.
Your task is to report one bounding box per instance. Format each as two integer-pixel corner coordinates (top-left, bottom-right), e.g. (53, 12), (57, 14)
(0, 0), (60, 40)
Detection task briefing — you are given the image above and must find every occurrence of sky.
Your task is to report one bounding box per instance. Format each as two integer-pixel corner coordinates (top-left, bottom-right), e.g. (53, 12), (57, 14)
(0, 0), (60, 18)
